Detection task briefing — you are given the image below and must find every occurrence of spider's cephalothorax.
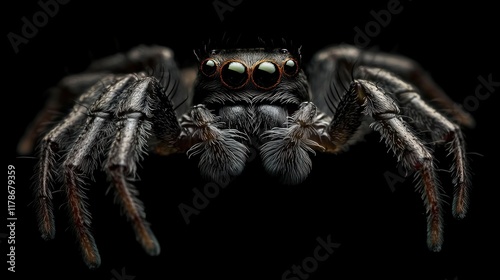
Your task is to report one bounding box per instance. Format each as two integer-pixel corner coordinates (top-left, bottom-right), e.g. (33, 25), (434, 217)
(18, 43), (474, 269)
(192, 47), (310, 135)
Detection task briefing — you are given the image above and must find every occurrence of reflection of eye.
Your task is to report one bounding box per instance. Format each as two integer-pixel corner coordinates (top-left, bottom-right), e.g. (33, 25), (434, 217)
(283, 59), (299, 76)
(221, 61), (248, 89)
(200, 59), (217, 77)
(252, 61), (280, 89)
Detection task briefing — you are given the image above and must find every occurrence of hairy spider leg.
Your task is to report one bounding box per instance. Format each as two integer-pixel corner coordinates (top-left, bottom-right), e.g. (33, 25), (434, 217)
(357, 66), (471, 219)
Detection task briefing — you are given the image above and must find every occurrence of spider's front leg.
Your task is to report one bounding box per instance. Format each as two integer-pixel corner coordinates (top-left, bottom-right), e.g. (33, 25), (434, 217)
(308, 44), (475, 129)
(320, 75), (470, 251)
(335, 80), (445, 251)
(18, 45), (184, 155)
(292, 45), (474, 251)
(356, 67), (472, 219)
(35, 69), (194, 268)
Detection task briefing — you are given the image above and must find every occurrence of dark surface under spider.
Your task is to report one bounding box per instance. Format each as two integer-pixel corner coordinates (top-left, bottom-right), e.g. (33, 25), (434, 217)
(18, 42), (474, 269)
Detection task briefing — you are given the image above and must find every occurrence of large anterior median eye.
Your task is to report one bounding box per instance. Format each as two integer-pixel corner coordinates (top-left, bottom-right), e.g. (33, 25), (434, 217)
(221, 61), (249, 89)
(252, 61), (280, 89)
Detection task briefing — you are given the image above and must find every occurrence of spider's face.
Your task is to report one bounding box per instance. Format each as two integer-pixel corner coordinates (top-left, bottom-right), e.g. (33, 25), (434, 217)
(192, 48), (311, 133)
(193, 48), (311, 108)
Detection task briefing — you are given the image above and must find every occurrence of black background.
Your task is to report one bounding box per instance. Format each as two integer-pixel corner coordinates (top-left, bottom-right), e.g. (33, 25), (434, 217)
(4, 1), (499, 279)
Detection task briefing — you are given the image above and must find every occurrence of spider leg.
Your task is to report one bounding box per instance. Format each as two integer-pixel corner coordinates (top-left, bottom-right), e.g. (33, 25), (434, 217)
(315, 78), (444, 251)
(18, 72), (111, 155)
(356, 80), (444, 251)
(18, 45), (182, 155)
(104, 75), (186, 260)
(309, 45), (475, 128)
(37, 71), (183, 269)
(28, 45), (203, 268)
(403, 97), (470, 219)
(61, 75), (142, 268)
(358, 67), (471, 219)
(34, 74), (118, 242)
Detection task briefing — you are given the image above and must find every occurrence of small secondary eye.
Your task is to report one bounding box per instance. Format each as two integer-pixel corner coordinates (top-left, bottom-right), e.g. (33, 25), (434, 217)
(201, 59), (217, 77)
(221, 61), (248, 89)
(252, 61), (280, 89)
(283, 59), (299, 76)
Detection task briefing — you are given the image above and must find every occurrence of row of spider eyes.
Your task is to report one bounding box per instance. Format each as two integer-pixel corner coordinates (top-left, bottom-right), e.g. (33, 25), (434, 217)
(199, 58), (300, 90)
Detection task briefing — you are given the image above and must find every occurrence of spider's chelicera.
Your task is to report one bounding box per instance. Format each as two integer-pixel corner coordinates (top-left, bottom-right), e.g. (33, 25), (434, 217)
(18, 42), (474, 269)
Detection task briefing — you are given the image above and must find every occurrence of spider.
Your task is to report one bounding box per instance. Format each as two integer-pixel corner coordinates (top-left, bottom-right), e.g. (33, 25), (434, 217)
(18, 41), (474, 269)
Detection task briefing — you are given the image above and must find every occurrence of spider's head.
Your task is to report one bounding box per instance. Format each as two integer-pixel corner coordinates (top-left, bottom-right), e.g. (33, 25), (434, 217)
(192, 47), (311, 112)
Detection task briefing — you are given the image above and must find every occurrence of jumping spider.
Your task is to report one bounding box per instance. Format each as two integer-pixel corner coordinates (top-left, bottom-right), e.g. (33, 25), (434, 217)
(18, 42), (474, 269)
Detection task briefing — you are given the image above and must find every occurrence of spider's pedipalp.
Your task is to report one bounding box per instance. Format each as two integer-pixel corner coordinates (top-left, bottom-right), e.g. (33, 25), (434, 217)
(183, 105), (249, 184)
(260, 102), (324, 185)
